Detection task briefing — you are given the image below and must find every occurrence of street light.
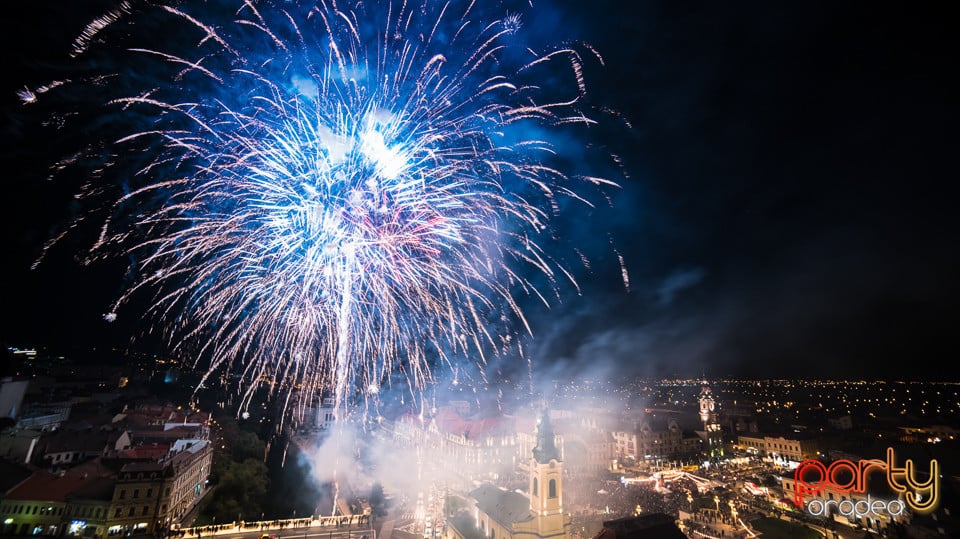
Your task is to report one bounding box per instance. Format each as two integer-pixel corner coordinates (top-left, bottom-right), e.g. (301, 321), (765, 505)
(714, 495), (720, 512)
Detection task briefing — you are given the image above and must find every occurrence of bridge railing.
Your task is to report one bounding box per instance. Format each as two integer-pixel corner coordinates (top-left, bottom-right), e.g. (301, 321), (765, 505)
(173, 514), (373, 537)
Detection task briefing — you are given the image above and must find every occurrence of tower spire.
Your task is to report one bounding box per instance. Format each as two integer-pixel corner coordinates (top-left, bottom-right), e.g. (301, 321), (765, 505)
(528, 405), (567, 537)
(533, 407), (559, 463)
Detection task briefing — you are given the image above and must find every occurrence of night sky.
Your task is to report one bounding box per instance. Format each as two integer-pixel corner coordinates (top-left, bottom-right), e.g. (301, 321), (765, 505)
(0, 1), (956, 382)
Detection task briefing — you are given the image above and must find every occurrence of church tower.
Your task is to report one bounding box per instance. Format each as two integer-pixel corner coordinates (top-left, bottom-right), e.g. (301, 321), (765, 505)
(529, 408), (566, 539)
(698, 381), (716, 424)
(699, 381), (724, 463)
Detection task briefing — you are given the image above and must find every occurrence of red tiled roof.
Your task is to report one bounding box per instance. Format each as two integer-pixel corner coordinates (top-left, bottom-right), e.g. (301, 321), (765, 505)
(68, 476), (116, 502)
(168, 411), (211, 424)
(160, 425), (203, 437)
(70, 457), (118, 479)
(118, 443), (170, 460)
(6, 472), (93, 503)
(433, 408), (515, 439)
(515, 415), (537, 434)
(129, 427), (202, 445)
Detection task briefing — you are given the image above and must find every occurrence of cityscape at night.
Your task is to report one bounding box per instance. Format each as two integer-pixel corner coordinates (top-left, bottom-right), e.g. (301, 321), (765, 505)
(0, 1), (956, 539)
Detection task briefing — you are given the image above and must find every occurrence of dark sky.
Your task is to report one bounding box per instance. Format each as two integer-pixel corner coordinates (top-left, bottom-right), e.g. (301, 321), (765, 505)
(1, 1), (956, 382)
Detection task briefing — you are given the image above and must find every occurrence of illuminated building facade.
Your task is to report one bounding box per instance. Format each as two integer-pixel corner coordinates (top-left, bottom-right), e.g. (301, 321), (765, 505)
(612, 416), (703, 466)
(0, 413), (213, 538)
(735, 433), (819, 463)
(392, 407), (519, 481)
(447, 409), (571, 539)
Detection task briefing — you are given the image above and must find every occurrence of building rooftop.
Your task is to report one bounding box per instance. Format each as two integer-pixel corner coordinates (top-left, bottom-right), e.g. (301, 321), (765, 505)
(0, 458), (34, 494)
(469, 483), (533, 528)
(593, 514), (686, 539)
(116, 443), (171, 461)
(433, 407), (516, 439)
(5, 470), (98, 502)
(67, 475), (116, 502)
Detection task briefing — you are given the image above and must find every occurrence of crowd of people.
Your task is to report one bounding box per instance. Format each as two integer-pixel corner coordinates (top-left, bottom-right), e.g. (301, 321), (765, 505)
(561, 471), (808, 539)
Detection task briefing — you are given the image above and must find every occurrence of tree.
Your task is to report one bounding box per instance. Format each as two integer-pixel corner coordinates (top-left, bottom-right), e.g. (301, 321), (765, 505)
(233, 430), (267, 462)
(197, 411), (270, 526)
(205, 458), (270, 523)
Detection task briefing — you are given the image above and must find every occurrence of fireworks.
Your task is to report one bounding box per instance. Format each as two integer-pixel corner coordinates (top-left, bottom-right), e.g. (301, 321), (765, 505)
(23, 0), (624, 421)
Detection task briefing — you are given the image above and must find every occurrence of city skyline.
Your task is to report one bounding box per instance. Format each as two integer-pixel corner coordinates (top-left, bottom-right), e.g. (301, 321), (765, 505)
(0, 0), (956, 384)
(3, 347), (958, 539)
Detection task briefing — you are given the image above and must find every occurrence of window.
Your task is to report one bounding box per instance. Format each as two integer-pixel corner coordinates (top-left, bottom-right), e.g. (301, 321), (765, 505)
(128, 508), (135, 517)
(142, 506), (149, 516)
(146, 489), (152, 498)
(133, 489), (139, 499)
(119, 490), (126, 500)
(532, 478), (538, 496)
(115, 508), (122, 518)
(548, 479), (557, 499)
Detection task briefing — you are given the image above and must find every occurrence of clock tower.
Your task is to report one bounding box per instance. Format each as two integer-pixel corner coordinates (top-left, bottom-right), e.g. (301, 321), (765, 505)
(529, 408), (566, 539)
(699, 381), (716, 424)
(699, 381), (723, 463)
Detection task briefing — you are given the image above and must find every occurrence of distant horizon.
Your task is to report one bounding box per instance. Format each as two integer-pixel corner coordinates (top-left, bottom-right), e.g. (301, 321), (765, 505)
(4, 341), (957, 386)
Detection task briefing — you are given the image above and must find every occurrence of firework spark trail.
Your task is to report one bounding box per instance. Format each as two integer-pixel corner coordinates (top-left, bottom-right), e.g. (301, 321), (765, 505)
(25, 0), (626, 427)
